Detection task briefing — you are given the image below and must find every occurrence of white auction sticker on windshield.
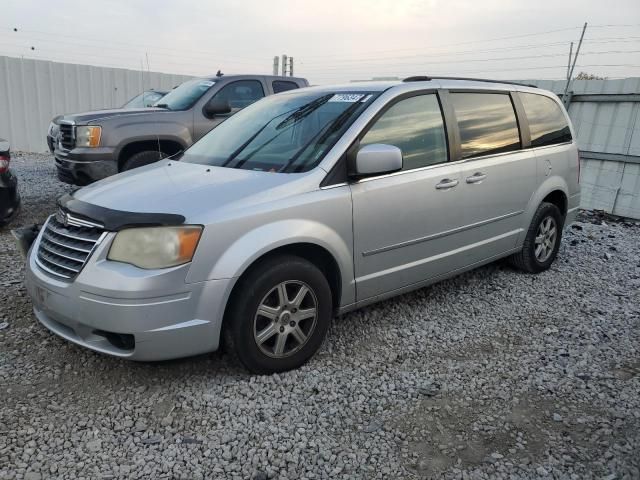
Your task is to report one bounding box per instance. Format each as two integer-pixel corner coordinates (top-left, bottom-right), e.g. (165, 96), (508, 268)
(328, 93), (367, 103)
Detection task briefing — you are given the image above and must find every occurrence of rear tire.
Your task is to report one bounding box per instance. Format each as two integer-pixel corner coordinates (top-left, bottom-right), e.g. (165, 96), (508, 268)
(121, 150), (167, 171)
(224, 255), (332, 374)
(510, 202), (564, 273)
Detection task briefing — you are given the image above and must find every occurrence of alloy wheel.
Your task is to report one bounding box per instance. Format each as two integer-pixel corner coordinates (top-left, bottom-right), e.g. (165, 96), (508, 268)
(534, 216), (557, 263)
(253, 281), (318, 358)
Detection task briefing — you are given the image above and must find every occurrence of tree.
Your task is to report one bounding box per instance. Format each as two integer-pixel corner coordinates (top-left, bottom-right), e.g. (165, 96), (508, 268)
(575, 71), (606, 80)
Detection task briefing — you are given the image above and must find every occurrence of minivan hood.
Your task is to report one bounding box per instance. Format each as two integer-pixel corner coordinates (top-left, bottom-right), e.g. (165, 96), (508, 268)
(73, 161), (314, 221)
(59, 107), (169, 125)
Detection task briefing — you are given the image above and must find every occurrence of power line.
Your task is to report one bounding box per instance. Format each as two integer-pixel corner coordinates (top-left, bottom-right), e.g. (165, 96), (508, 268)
(306, 64), (640, 80)
(0, 33), (262, 66)
(0, 26), (266, 62)
(298, 50), (640, 72)
(301, 26), (585, 59)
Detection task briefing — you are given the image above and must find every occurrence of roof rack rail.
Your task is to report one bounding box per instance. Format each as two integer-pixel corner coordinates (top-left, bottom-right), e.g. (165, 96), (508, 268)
(402, 76), (537, 88)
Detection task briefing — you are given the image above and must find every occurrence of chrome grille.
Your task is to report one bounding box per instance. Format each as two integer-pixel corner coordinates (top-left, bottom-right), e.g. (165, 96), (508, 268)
(58, 123), (75, 150)
(36, 216), (105, 280)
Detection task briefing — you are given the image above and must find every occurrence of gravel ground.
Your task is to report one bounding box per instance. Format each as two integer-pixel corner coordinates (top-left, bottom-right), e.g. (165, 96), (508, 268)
(1, 153), (639, 480)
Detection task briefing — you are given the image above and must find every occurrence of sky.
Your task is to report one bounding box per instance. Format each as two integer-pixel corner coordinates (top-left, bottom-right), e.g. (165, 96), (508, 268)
(2, 0), (640, 84)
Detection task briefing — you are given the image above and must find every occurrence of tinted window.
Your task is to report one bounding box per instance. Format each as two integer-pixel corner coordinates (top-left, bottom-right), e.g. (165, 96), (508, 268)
(520, 93), (572, 147)
(450, 93), (520, 159)
(273, 80), (299, 94)
(360, 94), (447, 170)
(212, 80), (265, 109)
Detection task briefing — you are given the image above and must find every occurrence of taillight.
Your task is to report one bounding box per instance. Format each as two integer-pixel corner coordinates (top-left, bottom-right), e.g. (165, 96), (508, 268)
(0, 154), (9, 174)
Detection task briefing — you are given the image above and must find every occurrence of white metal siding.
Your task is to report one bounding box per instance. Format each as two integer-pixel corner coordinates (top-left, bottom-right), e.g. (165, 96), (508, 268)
(523, 78), (640, 219)
(0, 55), (192, 152)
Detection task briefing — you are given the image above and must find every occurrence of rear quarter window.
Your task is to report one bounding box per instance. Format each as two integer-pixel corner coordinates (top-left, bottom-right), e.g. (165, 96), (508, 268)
(450, 93), (521, 159)
(520, 93), (572, 147)
(273, 81), (300, 94)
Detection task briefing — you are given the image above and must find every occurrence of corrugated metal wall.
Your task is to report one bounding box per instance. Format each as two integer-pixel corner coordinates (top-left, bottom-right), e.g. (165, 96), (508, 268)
(0, 56), (192, 152)
(523, 78), (640, 219)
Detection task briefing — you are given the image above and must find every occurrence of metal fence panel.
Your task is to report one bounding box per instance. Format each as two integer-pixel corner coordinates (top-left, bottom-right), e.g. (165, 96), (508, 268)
(0, 55), (192, 152)
(523, 78), (640, 218)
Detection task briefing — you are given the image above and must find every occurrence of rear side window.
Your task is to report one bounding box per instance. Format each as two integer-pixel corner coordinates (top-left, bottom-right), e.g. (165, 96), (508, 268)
(520, 93), (572, 147)
(273, 80), (299, 94)
(450, 93), (520, 159)
(360, 94), (448, 171)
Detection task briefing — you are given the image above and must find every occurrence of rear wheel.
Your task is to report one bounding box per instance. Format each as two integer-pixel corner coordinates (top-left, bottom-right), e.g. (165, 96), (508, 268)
(510, 202), (564, 273)
(224, 255), (332, 374)
(121, 150), (167, 171)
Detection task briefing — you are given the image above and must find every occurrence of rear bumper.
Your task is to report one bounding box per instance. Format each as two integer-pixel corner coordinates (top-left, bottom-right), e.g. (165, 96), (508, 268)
(24, 230), (232, 361)
(54, 147), (117, 185)
(0, 171), (20, 226)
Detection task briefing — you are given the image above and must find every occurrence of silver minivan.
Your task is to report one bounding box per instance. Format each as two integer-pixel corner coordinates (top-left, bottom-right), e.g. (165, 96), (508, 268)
(25, 77), (580, 373)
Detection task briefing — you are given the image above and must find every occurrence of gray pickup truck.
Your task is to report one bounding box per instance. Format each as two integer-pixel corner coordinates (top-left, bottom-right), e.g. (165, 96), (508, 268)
(51, 74), (309, 185)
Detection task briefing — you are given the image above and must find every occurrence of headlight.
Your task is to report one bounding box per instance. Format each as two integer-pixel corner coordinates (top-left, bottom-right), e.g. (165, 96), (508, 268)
(76, 126), (101, 148)
(107, 226), (202, 269)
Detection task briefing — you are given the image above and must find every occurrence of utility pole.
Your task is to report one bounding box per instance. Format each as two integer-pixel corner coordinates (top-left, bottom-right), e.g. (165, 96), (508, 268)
(273, 56), (280, 76)
(563, 22), (587, 106)
(289, 57), (294, 77)
(566, 42), (573, 80)
(281, 54), (288, 76)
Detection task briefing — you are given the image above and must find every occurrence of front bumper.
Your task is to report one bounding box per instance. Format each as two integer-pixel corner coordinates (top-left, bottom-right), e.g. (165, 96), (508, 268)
(0, 170), (20, 226)
(54, 146), (118, 185)
(24, 228), (232, 361)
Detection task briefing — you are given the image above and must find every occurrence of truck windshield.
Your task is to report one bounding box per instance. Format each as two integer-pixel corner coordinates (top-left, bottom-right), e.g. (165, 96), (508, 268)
(153, 79), (216, 110)
(181, 90), (377, 173)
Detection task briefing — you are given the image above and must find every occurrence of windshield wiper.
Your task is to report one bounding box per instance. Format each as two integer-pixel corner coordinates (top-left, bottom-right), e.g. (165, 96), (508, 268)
(275, 94), (333, 130)
(229, 96), (336, 169)
(154, 103), (170, 109)
(281, 99), (366, 173)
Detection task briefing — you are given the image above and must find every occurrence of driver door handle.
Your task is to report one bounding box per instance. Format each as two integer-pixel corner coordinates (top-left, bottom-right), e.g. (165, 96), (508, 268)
(435, 178), (459, 190)
(466, 172), (487, 184)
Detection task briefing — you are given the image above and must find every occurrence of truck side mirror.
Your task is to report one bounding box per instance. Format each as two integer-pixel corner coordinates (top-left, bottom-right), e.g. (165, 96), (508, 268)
(204, 98), (232, 118)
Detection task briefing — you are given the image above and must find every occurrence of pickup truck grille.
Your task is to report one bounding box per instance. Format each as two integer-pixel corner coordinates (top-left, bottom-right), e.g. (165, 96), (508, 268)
(58, 123), (75, 150)
(36, 215), (105, 280)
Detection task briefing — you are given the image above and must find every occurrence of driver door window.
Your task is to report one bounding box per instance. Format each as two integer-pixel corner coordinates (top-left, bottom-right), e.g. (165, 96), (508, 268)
(360, 94), (448, 171)
(212, 80), (265, 113)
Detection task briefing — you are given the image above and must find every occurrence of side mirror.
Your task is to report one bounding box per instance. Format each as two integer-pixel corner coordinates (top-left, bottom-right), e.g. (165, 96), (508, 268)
(204, 98), (231, 117)
(352, 144), (403, 177)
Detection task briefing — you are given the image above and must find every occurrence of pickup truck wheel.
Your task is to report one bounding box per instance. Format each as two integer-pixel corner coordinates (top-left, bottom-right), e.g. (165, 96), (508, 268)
(121, 150), (167, 171)
(224, 255), (332, 374)
(509, 202), (564, 273)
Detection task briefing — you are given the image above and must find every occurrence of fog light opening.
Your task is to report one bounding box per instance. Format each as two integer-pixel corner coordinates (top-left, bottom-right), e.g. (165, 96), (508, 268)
(93, 330), (135, 351)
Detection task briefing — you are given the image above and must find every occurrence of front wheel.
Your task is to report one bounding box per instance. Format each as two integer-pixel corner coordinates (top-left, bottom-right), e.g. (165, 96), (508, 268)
(510, 202), (564, 273)
(121, 150), (167, 171)
(224, 255), (332, 374)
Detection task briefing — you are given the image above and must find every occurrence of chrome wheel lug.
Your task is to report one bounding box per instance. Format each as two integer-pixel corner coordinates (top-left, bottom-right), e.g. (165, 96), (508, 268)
(279, 326), (285, 333)
(289, 321), (296, 327)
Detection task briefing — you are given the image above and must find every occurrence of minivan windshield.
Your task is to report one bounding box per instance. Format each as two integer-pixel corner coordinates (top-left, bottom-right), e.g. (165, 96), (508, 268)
(153, 79), (216, 110)
(181, 90), (377, 173)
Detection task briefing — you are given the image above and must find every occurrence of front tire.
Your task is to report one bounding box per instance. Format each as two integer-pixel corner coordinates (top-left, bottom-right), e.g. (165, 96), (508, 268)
(510, 202), (564, 273)
(224, 255), (332, 374)
(121, 150), (167, 171)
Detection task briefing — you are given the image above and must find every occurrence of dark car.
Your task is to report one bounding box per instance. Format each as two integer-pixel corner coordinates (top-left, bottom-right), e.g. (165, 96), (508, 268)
(46, 90), (168, 153)
(0, 138), (20, 226)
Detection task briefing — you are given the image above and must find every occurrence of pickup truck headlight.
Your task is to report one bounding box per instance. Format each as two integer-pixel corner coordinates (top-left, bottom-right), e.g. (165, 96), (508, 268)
(76, 126), (101, 148)
(107, 226), (202, 269)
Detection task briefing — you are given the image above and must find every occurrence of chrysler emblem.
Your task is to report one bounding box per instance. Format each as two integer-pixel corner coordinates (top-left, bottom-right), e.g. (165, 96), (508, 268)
(56, 209), (69, 227)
